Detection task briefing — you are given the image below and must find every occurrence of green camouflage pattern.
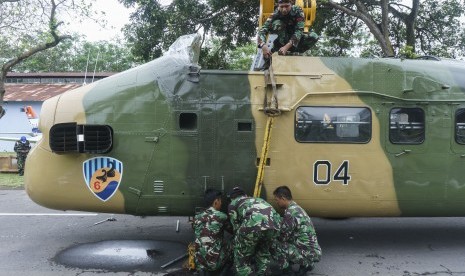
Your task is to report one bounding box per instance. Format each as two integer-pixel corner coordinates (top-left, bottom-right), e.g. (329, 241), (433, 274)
(228, 196), (281, 275)
(273, 201), (321, 270)
(193, 206), (231, 271)
(258, 5), (317, 52)
(23, 34), (465, 220)
(14, 140), (30, 175)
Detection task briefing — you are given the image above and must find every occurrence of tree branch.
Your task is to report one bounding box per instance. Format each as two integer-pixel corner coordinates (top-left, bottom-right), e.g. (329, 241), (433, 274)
(325, 0), (394, 56)
(0, 0), (72, 118)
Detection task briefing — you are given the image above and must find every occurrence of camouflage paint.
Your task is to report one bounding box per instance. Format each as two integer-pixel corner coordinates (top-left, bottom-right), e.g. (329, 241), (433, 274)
(252, 55), (400, 217)
(318, 57), (465, 216)
(25, 46), (465, 217)
(25, 82), (126, 213)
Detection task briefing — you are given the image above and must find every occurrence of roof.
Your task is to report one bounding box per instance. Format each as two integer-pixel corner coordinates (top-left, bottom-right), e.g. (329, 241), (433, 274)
(4, 83), (82, 101)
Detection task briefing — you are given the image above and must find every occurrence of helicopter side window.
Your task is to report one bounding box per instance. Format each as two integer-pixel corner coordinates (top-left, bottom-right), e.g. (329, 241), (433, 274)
(389, 108), (425, 144)
(455, 109), (465, 144)
(179, 113), (198, 130)
(295, 106), (371, 143)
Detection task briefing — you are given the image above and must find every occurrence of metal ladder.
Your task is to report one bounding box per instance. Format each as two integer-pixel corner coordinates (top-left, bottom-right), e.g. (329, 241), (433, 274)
(253, 60), (281, 197)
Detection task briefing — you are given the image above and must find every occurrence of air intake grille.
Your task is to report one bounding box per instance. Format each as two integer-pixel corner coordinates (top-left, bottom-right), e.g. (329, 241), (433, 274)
(82, 125), (113, 153)
(50, 123), (79, 153)
(50, 123), (113, 154)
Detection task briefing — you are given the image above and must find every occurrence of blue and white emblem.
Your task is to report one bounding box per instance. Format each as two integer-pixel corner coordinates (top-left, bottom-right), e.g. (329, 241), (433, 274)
(83, 157), (123, 202)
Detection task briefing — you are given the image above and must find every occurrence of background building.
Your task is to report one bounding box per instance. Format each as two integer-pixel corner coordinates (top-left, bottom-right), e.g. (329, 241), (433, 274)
(0, 72), (114, 151)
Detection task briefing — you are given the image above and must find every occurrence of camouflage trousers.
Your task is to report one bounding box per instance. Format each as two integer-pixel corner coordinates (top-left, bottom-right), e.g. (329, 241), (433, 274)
(271, 240), (321, 270)
(17, 153), (27, 175)
(233, 228), (279, 276)
(195, 240), (232, 272)
(270, 20), (318, 53)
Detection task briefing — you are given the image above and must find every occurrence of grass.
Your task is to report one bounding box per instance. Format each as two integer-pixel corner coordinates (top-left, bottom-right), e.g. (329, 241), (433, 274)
(0, 173), (24, 189)
(0, 152), (24, 189)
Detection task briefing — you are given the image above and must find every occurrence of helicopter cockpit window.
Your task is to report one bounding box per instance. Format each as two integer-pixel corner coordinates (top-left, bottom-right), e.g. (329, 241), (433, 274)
(389, 108), (425, 144)
(295, 106), (372, 143)
(455, 109), (465, 144)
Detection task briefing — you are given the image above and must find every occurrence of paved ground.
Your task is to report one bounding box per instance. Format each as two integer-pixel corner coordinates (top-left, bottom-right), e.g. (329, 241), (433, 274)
(1, 190), (465, 276)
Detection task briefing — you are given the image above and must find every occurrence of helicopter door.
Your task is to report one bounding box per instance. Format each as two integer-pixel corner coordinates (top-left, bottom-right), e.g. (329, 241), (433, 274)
(385, 104), (452, 211)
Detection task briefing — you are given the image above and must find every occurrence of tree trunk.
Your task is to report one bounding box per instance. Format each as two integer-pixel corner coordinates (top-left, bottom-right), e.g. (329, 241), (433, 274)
(0, 75), (5, 119)
(405, 0), (420, 50)
(326, 0), (395, 56)
(0, 0), (71, 119)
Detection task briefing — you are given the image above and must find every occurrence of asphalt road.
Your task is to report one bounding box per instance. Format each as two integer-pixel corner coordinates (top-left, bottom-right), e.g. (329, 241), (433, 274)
(1, 190), (465, 276)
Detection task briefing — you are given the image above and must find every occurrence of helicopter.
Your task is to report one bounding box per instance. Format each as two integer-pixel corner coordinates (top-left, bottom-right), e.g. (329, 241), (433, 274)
(24, 0), (465, 218)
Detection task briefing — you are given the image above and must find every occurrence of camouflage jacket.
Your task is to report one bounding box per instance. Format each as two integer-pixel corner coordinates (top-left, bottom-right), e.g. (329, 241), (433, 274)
(14, 140), (31, 154)
(280, 201), (321, 260)
(193, 207), (231, 270)
(228, 196), (281, 233)
(258, 5), (305, 47)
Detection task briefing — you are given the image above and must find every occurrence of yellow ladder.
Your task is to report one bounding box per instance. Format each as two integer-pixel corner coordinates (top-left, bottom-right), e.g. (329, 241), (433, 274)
(253, 63), (280, 198)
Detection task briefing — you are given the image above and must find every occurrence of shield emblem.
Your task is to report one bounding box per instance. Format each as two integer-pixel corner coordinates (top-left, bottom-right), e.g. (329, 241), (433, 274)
(82, 157), (123, 202)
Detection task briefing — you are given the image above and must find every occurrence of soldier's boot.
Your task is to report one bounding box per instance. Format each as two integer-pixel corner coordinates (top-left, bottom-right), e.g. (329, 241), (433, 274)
(281, 266), (295, 276)
(295, 264), (314, 276)
(198, 270), (212, 276)
(19, 170), (24, 176)
(219, 262), (234, 276)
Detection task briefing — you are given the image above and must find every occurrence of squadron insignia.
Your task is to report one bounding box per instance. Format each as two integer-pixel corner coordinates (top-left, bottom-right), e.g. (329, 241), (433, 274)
(83, 157), (123, 201)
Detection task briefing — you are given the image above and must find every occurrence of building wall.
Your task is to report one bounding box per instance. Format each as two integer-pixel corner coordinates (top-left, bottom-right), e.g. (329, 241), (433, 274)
(0, 101), (42, 152)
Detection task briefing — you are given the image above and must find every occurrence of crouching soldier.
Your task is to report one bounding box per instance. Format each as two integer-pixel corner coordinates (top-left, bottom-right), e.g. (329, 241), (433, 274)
(193, 188), (232, 275)
(273, 186), (322, 275)
(227, 187), (281, 276)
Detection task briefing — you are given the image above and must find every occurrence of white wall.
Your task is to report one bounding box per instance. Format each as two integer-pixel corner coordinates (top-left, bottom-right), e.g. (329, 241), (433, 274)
(0, 102), (42, 152)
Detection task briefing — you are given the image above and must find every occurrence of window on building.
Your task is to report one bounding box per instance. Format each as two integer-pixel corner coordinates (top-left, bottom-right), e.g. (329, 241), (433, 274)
(389, 107), (425, 144)
(295, 106), (372, 143)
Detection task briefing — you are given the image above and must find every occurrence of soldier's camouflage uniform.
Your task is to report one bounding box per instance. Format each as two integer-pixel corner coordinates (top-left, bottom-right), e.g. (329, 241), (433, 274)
(193, 206), (232, 272)
(273, 201), (321, 271)
(14, 140), (31, 176)
(258, 5), (318, 54)
(228, 196), (281, 276)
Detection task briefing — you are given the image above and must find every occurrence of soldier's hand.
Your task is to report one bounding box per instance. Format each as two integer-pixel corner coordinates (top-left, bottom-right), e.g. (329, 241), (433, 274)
(279, 42), (293, 55)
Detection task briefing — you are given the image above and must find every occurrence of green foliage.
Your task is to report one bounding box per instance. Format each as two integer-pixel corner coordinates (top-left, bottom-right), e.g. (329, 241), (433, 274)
(12, 36), (138, 72)
(0, 173), (24, 189)
(0, 153), (23, 189)
(414, 0), (465, 58)
(114, 0), (465, 67)
(317, 0), (465, 58)
(398, 45), (418, 59)
(119, 0), (258, 68)
(200, 39), (256, 70)
(226, 43), (256, 70)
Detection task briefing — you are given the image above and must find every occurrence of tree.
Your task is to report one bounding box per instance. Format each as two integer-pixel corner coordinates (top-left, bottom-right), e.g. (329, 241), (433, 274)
(319, 0), (465, 58)
(119, 0), (258, 67)
(12, 37), (138, 72)
(0, 0), (93, 119)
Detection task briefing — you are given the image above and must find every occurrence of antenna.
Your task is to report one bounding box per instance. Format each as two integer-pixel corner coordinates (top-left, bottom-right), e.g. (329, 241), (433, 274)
(83, 51), (90, 85)
(92, 50), (101, 83)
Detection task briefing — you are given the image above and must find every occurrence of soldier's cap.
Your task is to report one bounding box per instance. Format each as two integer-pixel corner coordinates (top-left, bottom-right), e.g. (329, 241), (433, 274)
(278, 0), (291, 4)
(228, 186), (246, 199)
(20, 136), (27, 143)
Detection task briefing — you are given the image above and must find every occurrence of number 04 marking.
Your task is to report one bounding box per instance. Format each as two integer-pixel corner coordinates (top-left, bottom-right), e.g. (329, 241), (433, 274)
(313, 160), (351, 185)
